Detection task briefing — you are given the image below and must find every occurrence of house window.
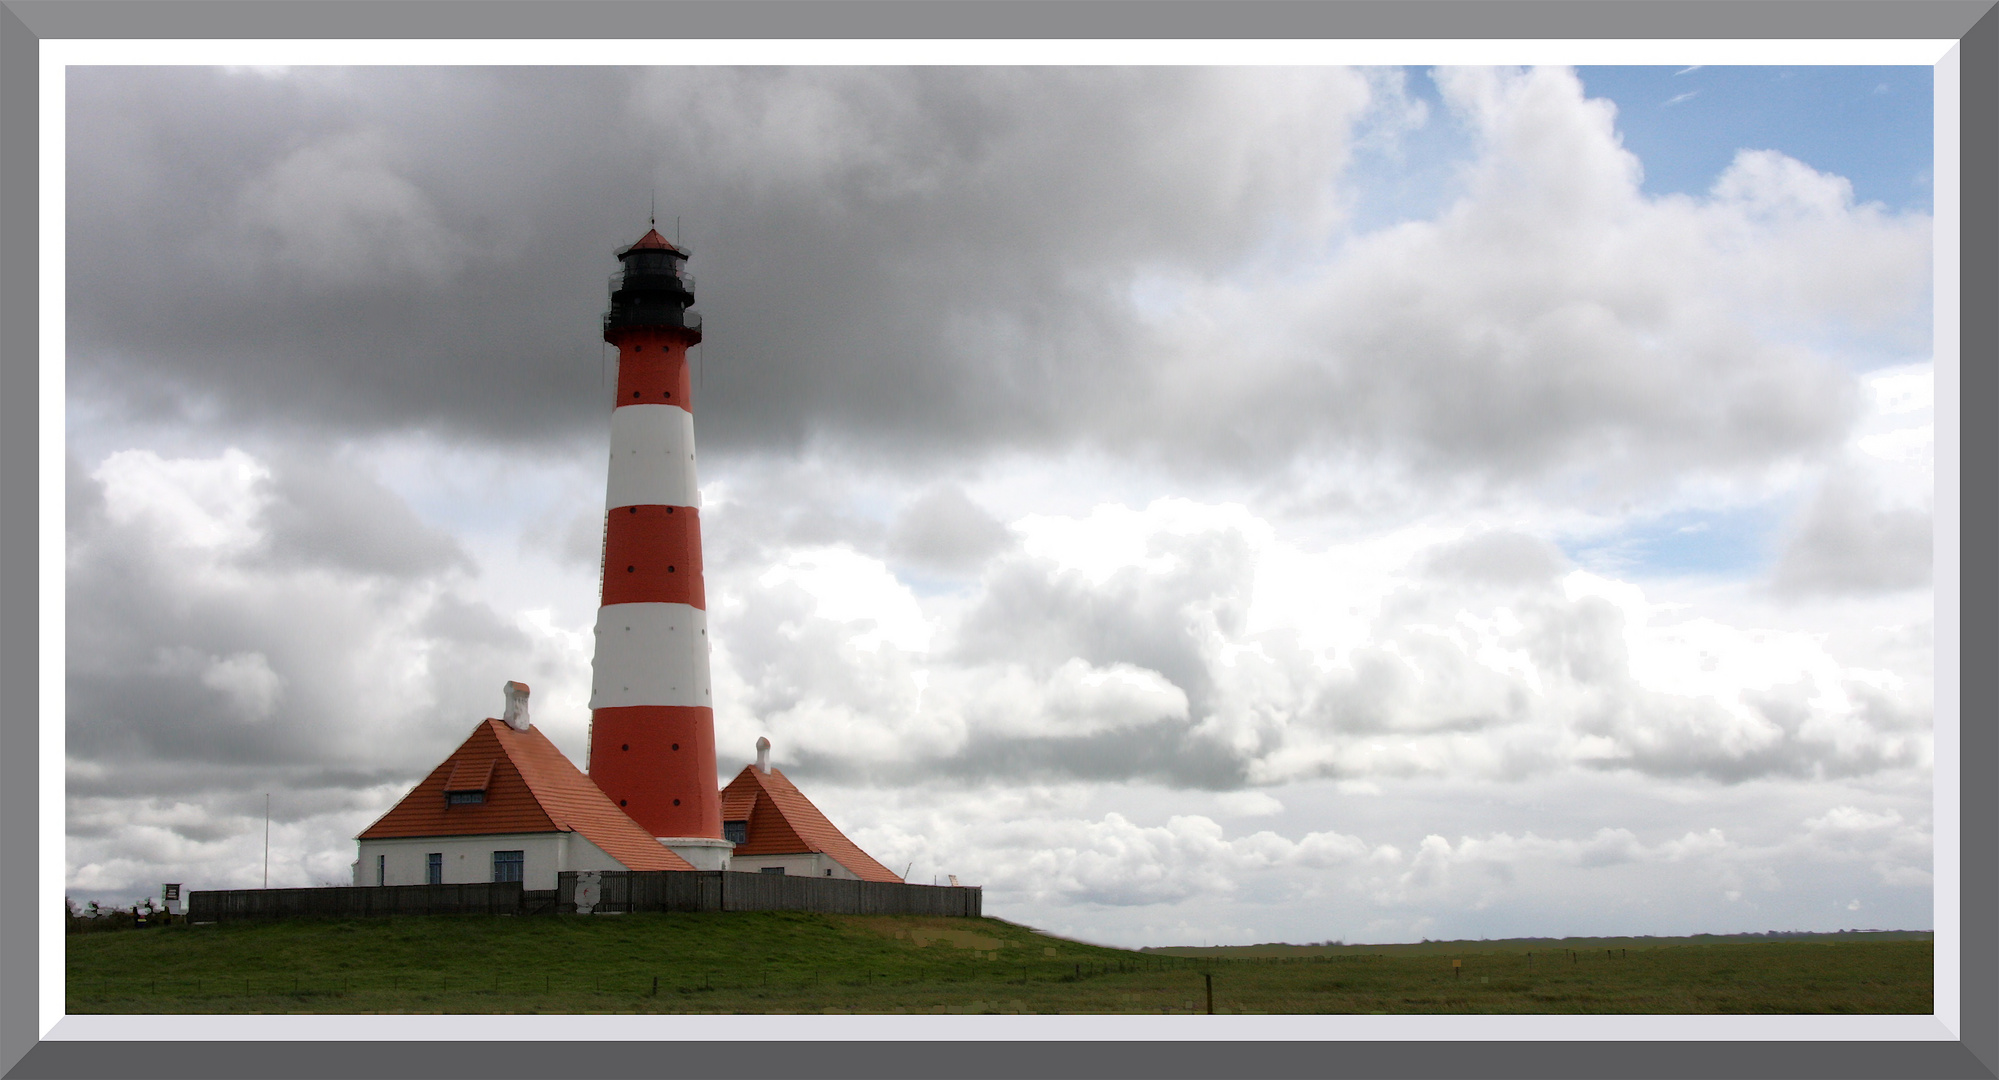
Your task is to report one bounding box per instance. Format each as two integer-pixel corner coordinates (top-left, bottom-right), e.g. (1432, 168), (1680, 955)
(825, 869), (834, 877)
(426, 853), (443, 885)
(760, 866), (785, 875)
(492, 850), (524, 883)
(376, 854), (385, 886)
(446, 790), (484, 805)
(723, 821), (748, 844)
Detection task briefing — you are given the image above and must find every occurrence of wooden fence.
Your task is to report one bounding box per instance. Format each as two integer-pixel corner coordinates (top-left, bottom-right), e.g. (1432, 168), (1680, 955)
(558, 871), (981, 918)
(183, 874), (977, 922)
(187, 882), (526, 922)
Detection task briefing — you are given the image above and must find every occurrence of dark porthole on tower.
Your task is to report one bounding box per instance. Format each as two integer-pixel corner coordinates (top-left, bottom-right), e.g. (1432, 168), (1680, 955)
(622, 744), (629, 751)
(672, 743), (679, 750)
(620, 800), (627, 806)
(673, 799), (681, 806)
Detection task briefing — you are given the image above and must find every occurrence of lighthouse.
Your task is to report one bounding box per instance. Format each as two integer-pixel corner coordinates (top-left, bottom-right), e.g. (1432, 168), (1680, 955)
(585, 223), (733, 871)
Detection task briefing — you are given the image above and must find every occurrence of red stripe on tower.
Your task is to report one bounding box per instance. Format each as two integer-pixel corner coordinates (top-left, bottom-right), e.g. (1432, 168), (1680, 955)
(587, 224), (732, 871)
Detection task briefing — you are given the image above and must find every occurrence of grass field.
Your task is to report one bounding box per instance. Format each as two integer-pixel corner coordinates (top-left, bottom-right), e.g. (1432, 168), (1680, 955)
(66, 913), (1932, 1015)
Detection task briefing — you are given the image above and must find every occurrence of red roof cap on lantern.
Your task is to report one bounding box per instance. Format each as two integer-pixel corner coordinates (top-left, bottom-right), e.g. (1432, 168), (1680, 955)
(620, 227), (684, 256)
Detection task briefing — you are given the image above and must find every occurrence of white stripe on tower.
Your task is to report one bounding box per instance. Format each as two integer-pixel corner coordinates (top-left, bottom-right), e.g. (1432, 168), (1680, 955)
(603, 403), (699, 511)
(589, 603), (711, 708)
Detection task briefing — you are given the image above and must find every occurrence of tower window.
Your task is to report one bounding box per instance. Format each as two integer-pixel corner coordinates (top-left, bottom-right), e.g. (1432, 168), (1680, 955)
(673, 798), (681, 806)
(667, 566), (675, 573)
(492, 850), (524, 883)
(724, 821), (747, 844)
(622, 744), (629, 751)
(671, 743), (679, 750)
(620, 799), (627, 806)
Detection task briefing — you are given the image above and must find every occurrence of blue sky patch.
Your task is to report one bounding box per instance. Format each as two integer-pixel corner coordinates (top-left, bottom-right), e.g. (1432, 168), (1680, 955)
(1574, 66), (1933, 213)
(1562, 499), (1797, 581)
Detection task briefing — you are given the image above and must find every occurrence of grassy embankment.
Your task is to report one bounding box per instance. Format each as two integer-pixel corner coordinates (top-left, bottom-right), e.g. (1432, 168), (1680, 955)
(66, 913), (1932, 1015)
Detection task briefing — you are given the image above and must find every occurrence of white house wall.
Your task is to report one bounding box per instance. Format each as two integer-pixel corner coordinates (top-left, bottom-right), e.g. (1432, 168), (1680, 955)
(733, 852), (860, 880)
(353, 830), (628, 890)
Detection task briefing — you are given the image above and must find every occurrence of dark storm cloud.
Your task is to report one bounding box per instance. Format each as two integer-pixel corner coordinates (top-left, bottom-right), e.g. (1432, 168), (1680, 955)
(68, 66), (1923, 492)
(69, 67), (654, 441)
(67, 66), (1370, 464)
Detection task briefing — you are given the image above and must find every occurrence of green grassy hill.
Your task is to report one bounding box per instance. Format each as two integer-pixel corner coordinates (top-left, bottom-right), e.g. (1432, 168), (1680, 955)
(1144, 929), (1935, 958)
(66, 912), (1932, 1015)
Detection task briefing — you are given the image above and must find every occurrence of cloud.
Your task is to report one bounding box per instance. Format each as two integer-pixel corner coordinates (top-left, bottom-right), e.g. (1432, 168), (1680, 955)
(66, 446), (565, 783)
(224, 129), (468, 287)
(885, 485), (1013, 575)
(700, 497), (1932, 790)
(67, 67), (1926, 498)
(1772, 471), (1932, 595)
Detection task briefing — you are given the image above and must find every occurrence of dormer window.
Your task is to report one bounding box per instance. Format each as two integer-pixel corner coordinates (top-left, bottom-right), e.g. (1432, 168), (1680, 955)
(723, 820), (748, 844)
(442, 758), (494, 806)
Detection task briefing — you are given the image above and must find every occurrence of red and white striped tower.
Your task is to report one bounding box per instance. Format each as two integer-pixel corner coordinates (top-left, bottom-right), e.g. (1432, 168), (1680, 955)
(586, 223), (732, 870)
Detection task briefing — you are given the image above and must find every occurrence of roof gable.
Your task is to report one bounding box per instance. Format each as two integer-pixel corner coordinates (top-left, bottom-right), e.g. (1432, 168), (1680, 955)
(359, 719), (691, 871)
(732, 789), (809, 856)
(718, 765), (901, 882)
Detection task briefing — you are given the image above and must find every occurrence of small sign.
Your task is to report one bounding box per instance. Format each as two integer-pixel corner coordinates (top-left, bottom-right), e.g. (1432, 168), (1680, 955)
(162, 884), (182, 916)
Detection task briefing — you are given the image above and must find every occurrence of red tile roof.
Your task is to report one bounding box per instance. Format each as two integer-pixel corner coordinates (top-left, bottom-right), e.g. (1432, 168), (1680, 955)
(358, 719), (692, 871)
(718, 765), (902, 882)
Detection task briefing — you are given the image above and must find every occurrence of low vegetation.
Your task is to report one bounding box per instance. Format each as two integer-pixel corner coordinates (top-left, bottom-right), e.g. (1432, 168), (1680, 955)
(66, 912), (1931, 1015)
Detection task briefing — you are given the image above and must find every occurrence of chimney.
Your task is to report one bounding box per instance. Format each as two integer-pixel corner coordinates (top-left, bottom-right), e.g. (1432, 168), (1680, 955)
(755, 736), (770, 773)
(502, 681), (531, 731)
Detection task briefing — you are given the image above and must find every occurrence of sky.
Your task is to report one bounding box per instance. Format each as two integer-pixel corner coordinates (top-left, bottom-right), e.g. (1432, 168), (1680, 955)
(63, 65), (1936, 948)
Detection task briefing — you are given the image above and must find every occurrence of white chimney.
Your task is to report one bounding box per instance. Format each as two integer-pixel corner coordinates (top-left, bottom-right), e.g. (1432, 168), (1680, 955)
(755, 736), (771, 773)
(502, 681), (531, 731)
